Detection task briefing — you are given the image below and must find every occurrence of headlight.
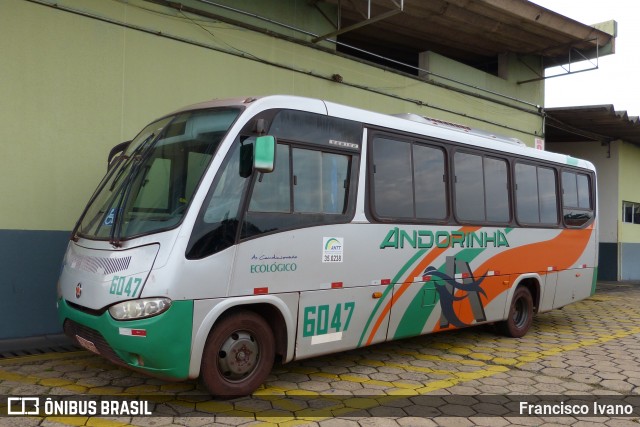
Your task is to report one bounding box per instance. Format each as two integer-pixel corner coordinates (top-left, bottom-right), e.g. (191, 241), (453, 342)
(108, 298), (172, 320)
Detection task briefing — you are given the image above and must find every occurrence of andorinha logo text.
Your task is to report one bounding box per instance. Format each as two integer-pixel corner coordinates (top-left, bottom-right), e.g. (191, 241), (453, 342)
(380, 227), (510, 250)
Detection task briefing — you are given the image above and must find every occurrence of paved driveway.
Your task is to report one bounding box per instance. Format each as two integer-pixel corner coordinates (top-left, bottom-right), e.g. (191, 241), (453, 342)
(1, 282), (640, 426)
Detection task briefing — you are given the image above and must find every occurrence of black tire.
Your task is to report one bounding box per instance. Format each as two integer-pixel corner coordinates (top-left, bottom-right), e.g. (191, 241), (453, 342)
(200, 310), (275, 398)
(497, 286), (533, 338)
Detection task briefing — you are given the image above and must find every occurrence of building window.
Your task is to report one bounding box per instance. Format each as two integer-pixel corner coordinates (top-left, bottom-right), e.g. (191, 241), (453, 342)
(623, 201), (640, 224)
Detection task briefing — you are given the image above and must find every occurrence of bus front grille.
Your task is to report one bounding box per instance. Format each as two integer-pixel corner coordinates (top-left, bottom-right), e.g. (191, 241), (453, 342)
(63, 319), (127, 367)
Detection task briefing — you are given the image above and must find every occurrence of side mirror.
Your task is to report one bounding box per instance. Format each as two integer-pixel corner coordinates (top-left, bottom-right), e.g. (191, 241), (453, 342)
(254, 135), (276, 173)
(108, 140), (131, 169)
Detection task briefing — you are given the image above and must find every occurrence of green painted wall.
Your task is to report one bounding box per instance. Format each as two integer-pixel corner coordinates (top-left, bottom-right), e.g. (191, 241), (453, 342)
(1, 0), (547, 339)
(1, 0), (544, 232)
(421, 51), (544, 137)
(618, 141), (640, 244)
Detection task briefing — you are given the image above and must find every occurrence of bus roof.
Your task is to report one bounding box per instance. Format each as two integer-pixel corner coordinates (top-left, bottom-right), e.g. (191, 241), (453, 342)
(174, 95), (596, 172)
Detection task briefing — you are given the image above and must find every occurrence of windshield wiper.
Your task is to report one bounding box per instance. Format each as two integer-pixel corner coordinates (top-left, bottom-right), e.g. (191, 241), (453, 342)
(109, 133), (159, 247)
(109, 133), (155, 193)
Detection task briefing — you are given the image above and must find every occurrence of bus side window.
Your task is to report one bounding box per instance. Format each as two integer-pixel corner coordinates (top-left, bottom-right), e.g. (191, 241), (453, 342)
(186, 141), (250, 259)
(453, 153), (509, 223)
(371, 136), (448, 221)
(372, 137), (413, 218)
(242, 143), (353, 239)
(249, 144), (291, 213)
(561, 171), (593, 227)
(293, 148), (349, 214)
(454, 152), (485, 222)
(515, 163), (558, 226)
(413, 144), (447, 220)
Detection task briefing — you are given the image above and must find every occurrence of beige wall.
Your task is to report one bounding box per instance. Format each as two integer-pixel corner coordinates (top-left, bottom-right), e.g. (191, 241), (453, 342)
(1, 0), (545, 231)
(546, 141), (620, 244)
(618, 141), (640, 244)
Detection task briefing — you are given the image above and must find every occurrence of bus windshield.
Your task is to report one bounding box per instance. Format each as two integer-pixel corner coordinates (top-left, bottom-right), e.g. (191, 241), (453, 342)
(76, 108), (241, 243)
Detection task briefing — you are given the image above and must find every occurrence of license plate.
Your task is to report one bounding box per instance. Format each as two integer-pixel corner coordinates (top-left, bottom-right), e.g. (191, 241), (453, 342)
(76, 335), (99, 354)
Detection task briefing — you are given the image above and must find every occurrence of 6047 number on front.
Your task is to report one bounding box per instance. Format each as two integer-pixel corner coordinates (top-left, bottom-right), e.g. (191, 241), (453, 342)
(109, 276), (142, 297)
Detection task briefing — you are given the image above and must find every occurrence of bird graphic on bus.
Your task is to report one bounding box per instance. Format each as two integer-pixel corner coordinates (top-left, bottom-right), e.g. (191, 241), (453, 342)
(422, 257), (488, 329)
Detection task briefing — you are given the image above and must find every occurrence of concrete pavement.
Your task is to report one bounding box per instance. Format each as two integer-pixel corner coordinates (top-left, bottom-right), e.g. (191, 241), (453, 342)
(1, 282), (640, 426)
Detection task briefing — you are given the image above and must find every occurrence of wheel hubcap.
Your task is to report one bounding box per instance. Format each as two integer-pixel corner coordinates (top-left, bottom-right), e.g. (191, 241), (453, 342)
(218, 331), (259, 381)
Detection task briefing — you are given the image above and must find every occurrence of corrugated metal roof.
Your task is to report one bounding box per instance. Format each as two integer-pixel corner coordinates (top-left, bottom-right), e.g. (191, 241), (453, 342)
(545, 105), (640, 145)
(317, 0), (615, 69)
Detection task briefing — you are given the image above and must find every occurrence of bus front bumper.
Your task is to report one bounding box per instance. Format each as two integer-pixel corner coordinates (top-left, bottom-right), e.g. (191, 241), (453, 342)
(58, 298), (193, 380)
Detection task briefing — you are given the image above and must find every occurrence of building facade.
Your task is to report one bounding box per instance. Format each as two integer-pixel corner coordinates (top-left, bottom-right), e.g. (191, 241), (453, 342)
(546, 106), (640, 281)
(0, 0), (614, 339)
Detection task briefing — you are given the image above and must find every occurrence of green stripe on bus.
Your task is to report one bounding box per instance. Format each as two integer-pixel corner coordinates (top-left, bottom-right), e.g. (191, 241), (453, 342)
(357, 249), (426, 347)
(392, 248), (484, 340)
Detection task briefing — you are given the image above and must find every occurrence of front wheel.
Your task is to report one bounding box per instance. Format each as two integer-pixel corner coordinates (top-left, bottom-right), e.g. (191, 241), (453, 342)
(497, 286), (533, 338)
(201, 310), (275, 398)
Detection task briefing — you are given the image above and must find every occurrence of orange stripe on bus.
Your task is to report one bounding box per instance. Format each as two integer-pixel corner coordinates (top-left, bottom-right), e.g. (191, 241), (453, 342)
(439, 227), (593, 329)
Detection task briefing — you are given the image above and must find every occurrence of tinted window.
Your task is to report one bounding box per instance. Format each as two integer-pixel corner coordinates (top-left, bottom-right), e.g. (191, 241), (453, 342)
(515, 164), (539, 223)
(454, 154), (509, 223)
(484, 157), (510, 222)
(562, 171), (578, 207)
(187, 140), (250, 259)
(413, 144), (447, 219)
(516, 164), (557, 225)
(577, 174), (591, 208)
(538, 167), (558, 223)
(454, 152), (485, 221)
(372, 138), (413, 218)
(242, 143), (354, 240)
(269, 110), (362, 151)
(372, 137), (448, 221)
(562, 171), (593, 227)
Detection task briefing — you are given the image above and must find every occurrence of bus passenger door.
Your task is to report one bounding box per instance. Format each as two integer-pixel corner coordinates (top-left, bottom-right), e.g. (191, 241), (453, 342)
(295, 285), (389, 360)
(387, 279), (444, 340)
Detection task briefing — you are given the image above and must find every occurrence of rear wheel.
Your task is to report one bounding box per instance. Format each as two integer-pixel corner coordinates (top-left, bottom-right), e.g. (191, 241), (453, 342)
(497, 286), (533, 338)
(201, 310), (275, 398)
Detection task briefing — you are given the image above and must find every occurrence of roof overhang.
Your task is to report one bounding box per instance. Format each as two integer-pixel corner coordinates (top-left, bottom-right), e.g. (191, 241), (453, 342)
(545, 105), (640, 146)
(316, 0), (616, 69)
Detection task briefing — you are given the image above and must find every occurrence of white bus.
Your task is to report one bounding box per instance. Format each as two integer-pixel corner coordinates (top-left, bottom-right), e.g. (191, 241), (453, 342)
(57, 95), (598, 397)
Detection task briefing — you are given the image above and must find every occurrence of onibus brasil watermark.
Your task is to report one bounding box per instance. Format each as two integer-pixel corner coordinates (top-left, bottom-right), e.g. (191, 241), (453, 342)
(6, 396), (152, 416)
(3, 395), (639, 418)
